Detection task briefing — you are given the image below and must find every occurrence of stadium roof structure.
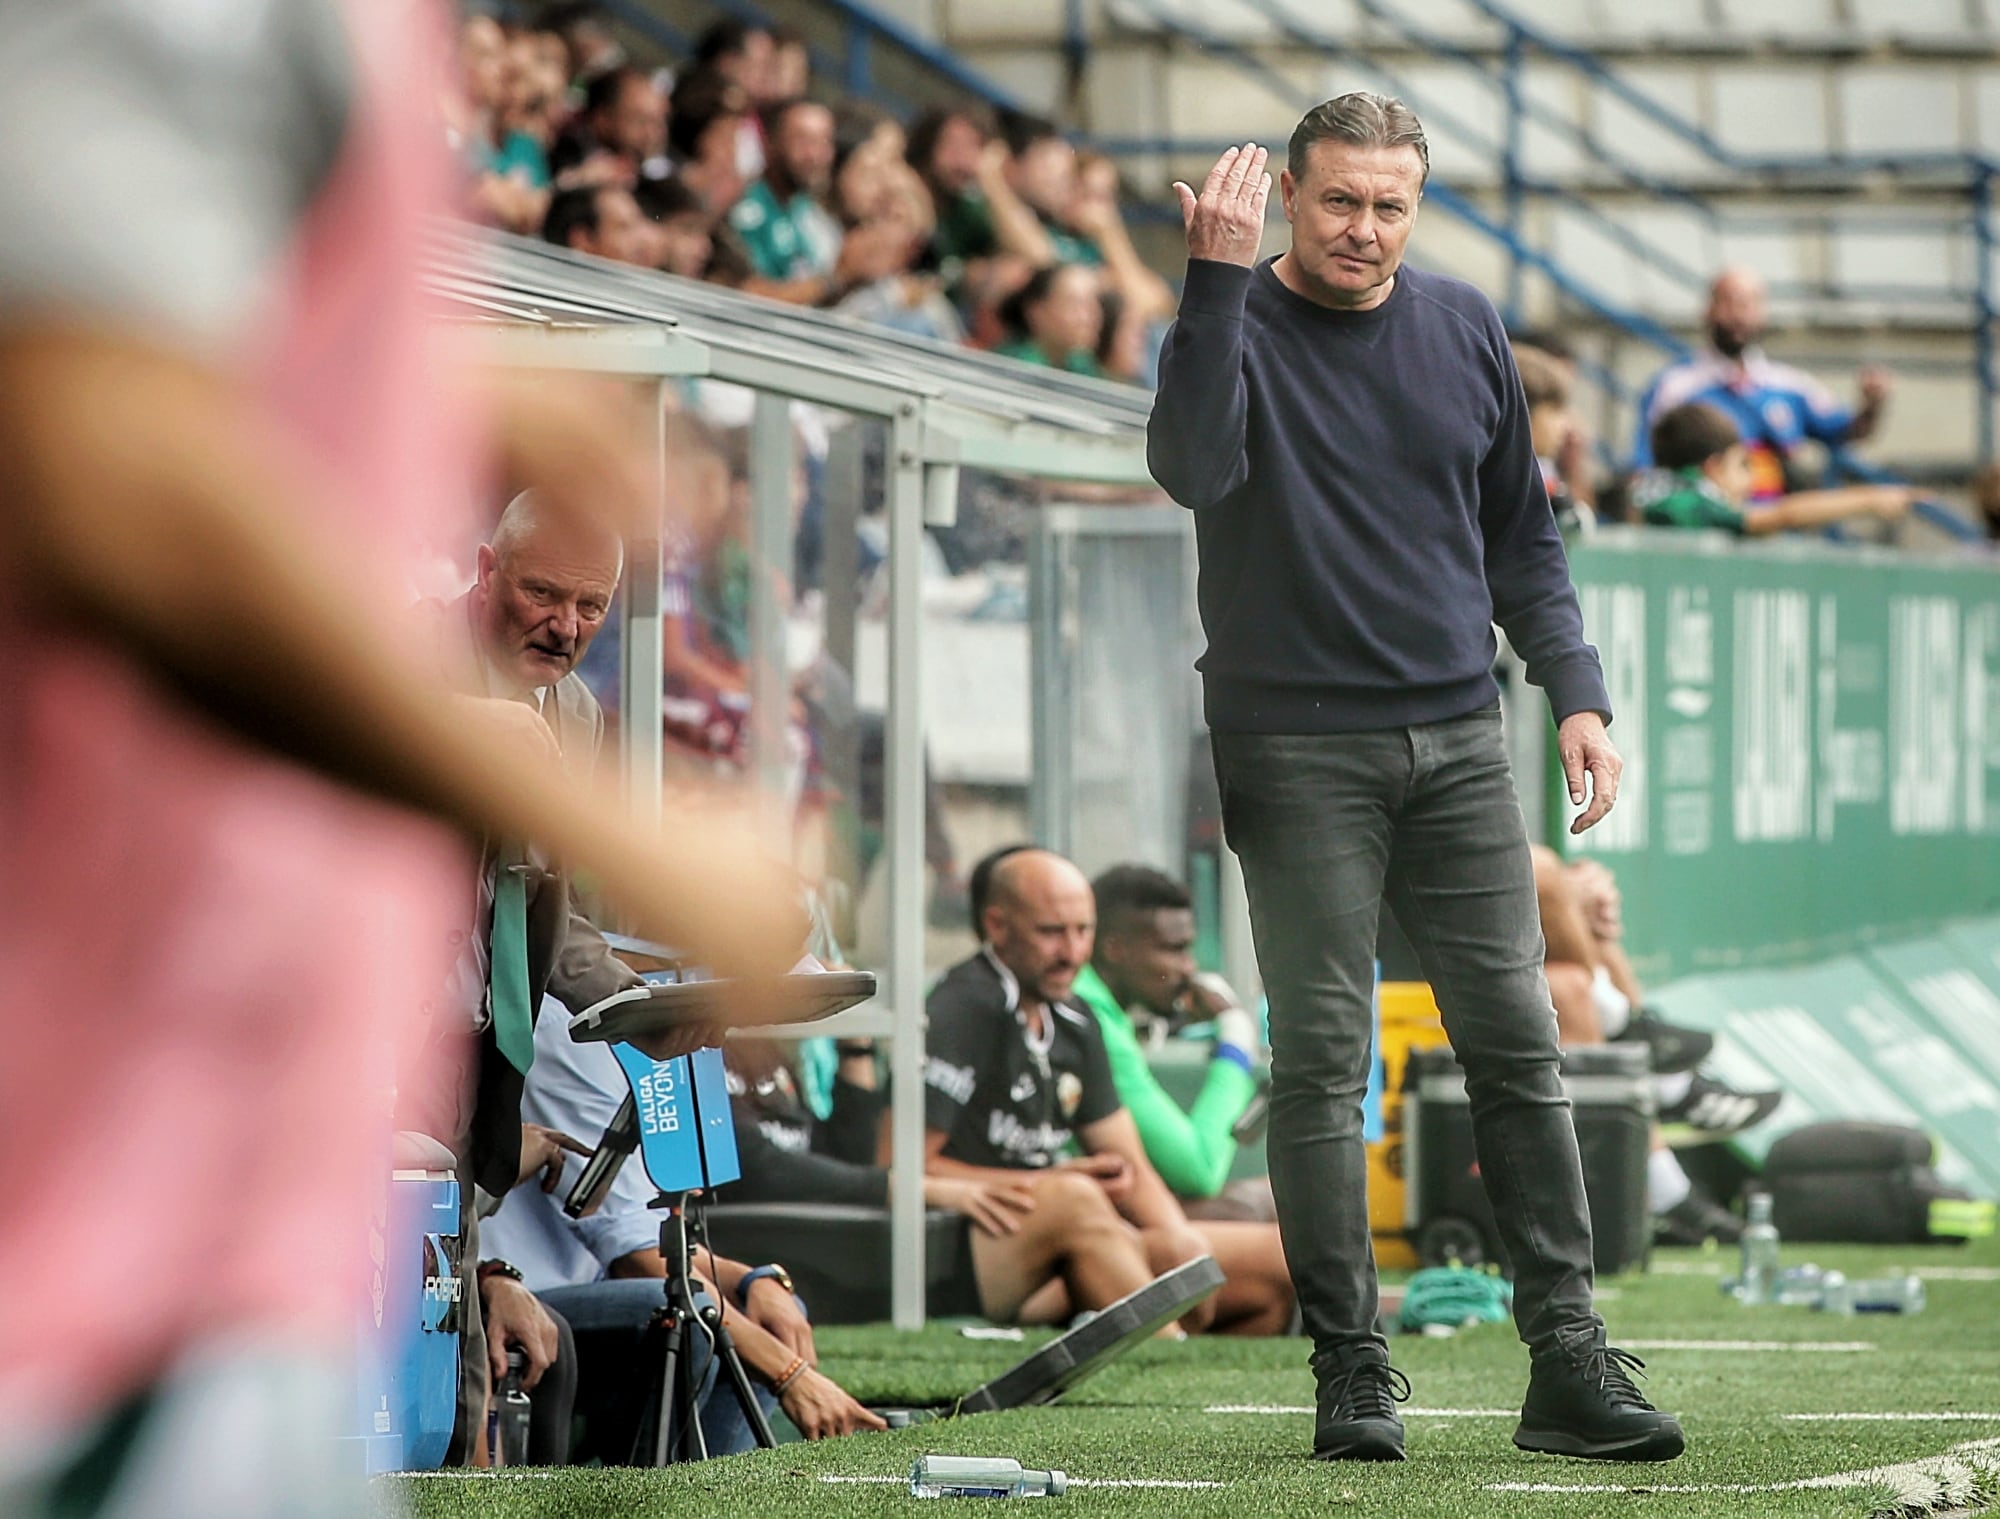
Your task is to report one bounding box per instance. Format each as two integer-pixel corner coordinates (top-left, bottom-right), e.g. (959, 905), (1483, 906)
(425, 226), (1163, 1331)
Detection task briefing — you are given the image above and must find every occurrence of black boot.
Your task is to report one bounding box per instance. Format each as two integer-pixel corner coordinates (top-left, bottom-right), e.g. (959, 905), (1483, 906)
(1514, 1339), (1685, 1462)
(1313, 1357), (1410, 1462)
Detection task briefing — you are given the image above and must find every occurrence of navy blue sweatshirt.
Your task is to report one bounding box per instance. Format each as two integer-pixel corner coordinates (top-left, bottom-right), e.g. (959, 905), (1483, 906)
(1147, 258), (1609, 733)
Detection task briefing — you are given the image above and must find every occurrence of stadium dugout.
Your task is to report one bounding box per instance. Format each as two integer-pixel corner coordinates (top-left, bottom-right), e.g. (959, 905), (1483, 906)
(425, 224), (1164, 1328)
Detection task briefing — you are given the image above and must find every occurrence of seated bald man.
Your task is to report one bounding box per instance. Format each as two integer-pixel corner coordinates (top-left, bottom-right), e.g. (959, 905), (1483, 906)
(923, 847), (1296, 1335)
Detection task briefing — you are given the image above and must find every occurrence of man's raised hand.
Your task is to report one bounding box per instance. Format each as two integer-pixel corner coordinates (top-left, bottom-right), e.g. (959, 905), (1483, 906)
(1173, 144), (1271, 267)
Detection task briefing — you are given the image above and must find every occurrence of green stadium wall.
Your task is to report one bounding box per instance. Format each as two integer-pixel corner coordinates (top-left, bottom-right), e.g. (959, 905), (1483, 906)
(1550, 535), (2000, 1188)
(1557, 532), (2000, 987)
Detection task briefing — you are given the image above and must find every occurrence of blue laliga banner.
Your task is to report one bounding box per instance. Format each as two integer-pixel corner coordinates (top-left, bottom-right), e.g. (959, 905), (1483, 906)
(610, 1043), (742, 1193)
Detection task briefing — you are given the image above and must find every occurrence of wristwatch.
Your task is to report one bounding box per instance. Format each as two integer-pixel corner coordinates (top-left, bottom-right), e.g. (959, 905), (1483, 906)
(736, 1263), (795, 1308)
(477, 1259), (524, 1286)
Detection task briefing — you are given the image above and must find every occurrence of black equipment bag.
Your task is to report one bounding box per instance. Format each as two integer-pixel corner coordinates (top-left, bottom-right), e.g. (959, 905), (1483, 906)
(1761, 1121), (1984, 1244)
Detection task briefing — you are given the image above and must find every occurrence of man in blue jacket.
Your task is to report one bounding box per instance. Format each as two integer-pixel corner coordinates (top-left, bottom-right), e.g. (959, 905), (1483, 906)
(1147, 92), (1681, 1466)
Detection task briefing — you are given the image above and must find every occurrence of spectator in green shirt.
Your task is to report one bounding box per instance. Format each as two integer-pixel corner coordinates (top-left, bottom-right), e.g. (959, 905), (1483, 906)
(1069, 865), (1276, 1225)
(729, 98), (843, 288)
(994, 263), (1107, 376)
(1637, 401), (1914, 536)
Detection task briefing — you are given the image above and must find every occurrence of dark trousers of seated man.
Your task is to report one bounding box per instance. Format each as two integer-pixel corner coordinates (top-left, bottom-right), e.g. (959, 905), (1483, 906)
(447, 1207), (576, 1466)
(1211, 706), (1603, 1372)
(537, 1279), (779, 1463)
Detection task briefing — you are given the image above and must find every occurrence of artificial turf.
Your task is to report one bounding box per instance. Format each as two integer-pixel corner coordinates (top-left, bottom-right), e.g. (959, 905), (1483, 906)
(385, 1238), (2000, 1519)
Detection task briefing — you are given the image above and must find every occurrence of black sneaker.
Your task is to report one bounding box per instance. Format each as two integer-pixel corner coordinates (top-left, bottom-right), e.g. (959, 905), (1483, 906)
(1313, 1359), (1411, 1462)
(1614, 1008), (1714, 1075)
(1515, 1340), (1685, 1462)
(1654, 1189), (1744, 1247)
(1657, 1072), (1782, 1148)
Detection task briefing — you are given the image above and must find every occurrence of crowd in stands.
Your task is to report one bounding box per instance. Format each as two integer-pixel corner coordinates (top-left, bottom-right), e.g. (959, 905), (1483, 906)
(447, 7), (1172, 382)
(1512, 266), (1933, 545)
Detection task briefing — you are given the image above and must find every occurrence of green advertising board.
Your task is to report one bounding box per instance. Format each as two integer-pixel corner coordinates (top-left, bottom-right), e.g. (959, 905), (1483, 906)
(1557, 531), (2000, 986)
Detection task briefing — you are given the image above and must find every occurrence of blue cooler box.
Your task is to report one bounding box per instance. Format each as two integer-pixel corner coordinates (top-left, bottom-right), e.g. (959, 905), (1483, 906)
(340, 1169), (462, 1472)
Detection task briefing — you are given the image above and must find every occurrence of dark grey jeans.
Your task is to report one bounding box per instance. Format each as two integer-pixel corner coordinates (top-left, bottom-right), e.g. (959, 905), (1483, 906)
(1212, 705), (1602, 1371)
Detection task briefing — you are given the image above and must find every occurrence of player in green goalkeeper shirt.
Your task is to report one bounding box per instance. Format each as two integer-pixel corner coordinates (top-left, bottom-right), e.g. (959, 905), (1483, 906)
(1068, 864), (1276, 1223)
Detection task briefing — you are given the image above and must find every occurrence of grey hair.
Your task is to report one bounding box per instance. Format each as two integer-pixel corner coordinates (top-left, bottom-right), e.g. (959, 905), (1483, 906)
(1288, 92), (1430, 187)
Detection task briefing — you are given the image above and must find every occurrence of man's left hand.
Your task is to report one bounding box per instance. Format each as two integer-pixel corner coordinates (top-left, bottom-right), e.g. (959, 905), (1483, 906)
(1859, 365), (1894, 407)
(482, 1275), (560, 1392)
(743, 1274), (816, 1367)
(1558, 712), (1622, 835)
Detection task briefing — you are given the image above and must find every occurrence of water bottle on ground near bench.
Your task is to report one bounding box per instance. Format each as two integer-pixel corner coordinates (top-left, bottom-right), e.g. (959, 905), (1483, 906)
(1818, 1273), (1926, 1316)
(1736, 1193), (1780, 1306)
(911, 1455), (1068, 1498)
(488, 1348), (533, 1466)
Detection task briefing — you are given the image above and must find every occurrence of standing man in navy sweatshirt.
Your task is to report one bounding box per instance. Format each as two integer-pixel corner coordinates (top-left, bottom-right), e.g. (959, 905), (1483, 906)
(1147, 93), (1683, 1467)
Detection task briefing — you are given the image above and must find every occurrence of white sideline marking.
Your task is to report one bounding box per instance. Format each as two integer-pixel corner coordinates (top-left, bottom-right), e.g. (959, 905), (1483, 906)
(1205, 1404), (1513, 1417)
(1624, 1338), (1875, 1352)
(1786, 1413), (2000, 1422)
(1911, 1266), (2000, 1281)
(1491, 1435), (2000, 1496)
(396, 1473), (562, 1481)
(1649, 1262), (1999, 1283)
(820, 1479), (1224, 1487)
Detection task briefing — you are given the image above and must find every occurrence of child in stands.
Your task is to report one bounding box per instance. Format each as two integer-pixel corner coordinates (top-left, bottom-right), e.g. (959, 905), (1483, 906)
(1637, 401), (1913, 536)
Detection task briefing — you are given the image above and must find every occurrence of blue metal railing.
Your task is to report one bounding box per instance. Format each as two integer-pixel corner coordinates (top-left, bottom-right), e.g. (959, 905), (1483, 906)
(1454, 0), (1998, 458)
(1104, 0), (1996, 464)
(598, 0), (1993, 505)
(603, 0), (1025, 120)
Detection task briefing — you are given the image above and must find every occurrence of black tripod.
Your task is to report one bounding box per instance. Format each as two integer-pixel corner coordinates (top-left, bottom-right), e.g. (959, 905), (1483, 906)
(632, 1188), (777, 1465)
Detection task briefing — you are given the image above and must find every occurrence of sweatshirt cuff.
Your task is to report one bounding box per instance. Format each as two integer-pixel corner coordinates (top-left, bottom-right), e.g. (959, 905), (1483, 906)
(1544, 657), (1613, 727)
(1179, 258), (1253, 317)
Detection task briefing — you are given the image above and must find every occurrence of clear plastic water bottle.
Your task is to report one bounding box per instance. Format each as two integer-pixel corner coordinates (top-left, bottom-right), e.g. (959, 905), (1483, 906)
(1774, 1264), (1825, 1306)
(1816, 1270), (1852, 1313)
(489, 1348), (533, 1467)
(1737, 1193), (1780, 1305)
(910, 1455), (1068, 1498)
(1846, 1275), (1927, 1314)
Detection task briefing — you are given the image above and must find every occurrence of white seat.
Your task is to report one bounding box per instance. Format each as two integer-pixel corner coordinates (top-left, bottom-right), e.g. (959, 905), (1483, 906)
(1586, 0), (1712, 41)
(1104, 0), (1289, 41)
(1969, 72), (2000, 152)
(1846, 0), (1979, 43)
(1392, 59), (1505, 186)
(1829, 219), (1965, 297)
(1711, 65), (1833, 158)
(1711, 0), (1840, 42)
(1714, 227), (1808, 294)
(1837, 67), (1967, 156)
(1589, 64), (1715, 181)
(1494, 0), (1599, 38)
(1548, 207), (1647, 311)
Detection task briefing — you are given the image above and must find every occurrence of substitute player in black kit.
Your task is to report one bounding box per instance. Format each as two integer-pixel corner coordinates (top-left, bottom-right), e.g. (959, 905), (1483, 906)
(1147, 94), (1684, 1462)
(924, 849), (1297, 1337)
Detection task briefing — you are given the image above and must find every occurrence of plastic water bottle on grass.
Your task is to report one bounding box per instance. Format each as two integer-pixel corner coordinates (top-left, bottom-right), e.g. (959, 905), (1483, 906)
(911, 1455), (1068, 1498)
(488, 1349), (532, 1466)
(1737, 1193), (1780, 1305)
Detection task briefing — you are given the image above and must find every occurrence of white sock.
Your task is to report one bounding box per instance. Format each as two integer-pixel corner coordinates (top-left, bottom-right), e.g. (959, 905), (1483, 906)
(1591, 966), (1631, 1039)
(1648, 1147), (1693, 1213)
(1654, 1069), (1694, 1107)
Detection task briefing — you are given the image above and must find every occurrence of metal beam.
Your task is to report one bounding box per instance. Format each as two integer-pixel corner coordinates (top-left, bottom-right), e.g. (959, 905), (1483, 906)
(924, 420), (1156, 485)
(618, 382), (669, 828)
(470, 321), (712, 377)
(747, 393), (794, 818)
(887, 407), (930, 1329)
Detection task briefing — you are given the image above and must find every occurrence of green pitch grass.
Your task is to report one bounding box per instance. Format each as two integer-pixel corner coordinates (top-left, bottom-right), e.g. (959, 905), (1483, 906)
(386, 1239), (2000, 1519)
